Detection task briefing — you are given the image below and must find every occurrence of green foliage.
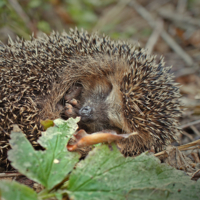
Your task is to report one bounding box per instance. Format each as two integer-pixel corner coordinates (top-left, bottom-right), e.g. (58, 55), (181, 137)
(66, 145), (200, 200)
(111, 27), (137, 39)
(8, 118), (80, 190)
(0, 0), (6, 8)
(0, 1), (30, 39)
(0, 181), (37, 200)
(37, 20), (51, 33)
(0, 117), (200, 200)
(0, 0), (136, 43)
(28, 0), (42, 8)
(0, 0), (116, 42)
(141, 28), (152, 37)
(65, 0), (98, 29)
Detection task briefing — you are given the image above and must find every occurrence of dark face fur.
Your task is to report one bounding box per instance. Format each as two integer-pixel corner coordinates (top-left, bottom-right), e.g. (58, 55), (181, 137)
(79, 86), (111, 133)
(77, 77), (130, 134)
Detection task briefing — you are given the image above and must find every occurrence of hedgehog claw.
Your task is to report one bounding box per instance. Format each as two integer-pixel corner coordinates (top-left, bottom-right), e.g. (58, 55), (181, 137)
(64, 103), (79, 118)
(69, 98), (80, 107)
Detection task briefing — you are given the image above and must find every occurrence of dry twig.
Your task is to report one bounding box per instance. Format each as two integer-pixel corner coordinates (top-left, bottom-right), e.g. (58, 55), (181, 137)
(145, 19), (163, 54)
(180, 119), (200, 129)
(155, 139), (200, 157)
(191, 125), (200, 136)
(177, 0), (188, 14)
(158, 9), (200, 27)
(8, 0), (33, 32)
(0, 172), (22, 178)
(181, 131), (194, 141)
(146, 0), (171, 11)
(93, 0), (132, 31)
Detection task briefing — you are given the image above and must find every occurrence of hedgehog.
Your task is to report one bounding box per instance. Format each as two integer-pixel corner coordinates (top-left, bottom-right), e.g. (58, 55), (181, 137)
(0, 28), (181, 169)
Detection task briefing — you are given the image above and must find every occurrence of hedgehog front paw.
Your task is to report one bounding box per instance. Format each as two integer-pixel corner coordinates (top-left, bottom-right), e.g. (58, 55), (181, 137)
(64, 101), (80, 118)
(64, 85), (82, 118)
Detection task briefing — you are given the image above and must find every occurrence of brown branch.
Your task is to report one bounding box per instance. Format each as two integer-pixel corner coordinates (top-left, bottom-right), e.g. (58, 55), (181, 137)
(182, 131), (194, 141)
(155, 139), (200, 157)
(158, 8), (200, 27)
(177, 0), (187, 14)
(0, 172), (23, 178)
(190, 125), (200, 136)
(179, 119), (200, 129)
(93, 0), (132, 31)
(146, 0), (171, 11)
(8, 0), (34, 32)
(145, 19), (163, 54)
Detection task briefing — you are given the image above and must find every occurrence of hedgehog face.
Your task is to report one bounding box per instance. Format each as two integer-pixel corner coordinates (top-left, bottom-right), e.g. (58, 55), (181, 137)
(79, 96), (110, 132)
(78, 79), (131, 134)
(78, 80), (112, 133)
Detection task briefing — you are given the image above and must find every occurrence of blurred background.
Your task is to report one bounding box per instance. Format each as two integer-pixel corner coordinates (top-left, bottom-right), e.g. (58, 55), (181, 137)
(0, 0), (200, 147)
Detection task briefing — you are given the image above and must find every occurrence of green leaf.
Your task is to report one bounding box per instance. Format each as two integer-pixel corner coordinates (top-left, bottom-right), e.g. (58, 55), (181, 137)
(37, 21), (51, 33)
(0, 0), (6, 8)
(66, 144), (200, 200)
(0, 180), (37, 200)
(28, 0), (42, 8)
(40, 119), (54, 130)
(8, 118), (80, 190)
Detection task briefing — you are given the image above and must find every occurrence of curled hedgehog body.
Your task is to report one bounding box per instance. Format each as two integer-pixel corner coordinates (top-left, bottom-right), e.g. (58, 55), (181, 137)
(0, 28), (181, 168)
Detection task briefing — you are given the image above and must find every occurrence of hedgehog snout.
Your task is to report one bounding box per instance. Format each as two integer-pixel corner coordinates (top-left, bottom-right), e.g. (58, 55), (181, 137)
(79, 106), (92, 116)
(79, 106), (94, 123)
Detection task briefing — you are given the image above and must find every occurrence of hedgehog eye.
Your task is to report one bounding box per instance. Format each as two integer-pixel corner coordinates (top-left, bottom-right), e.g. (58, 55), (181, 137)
(90, 82), (113, 101)
(102, 86), (113, 100)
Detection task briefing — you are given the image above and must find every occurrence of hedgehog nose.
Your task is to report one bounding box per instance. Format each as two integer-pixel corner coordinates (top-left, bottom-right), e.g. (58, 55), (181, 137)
(79, 106), (92, 117)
